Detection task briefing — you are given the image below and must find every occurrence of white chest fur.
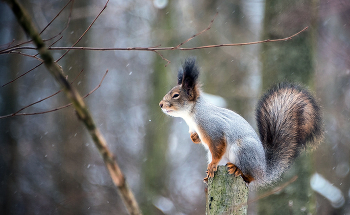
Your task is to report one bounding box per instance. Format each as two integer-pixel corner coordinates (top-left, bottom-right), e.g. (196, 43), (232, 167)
(181, 113), (232, 165)
(181, 114), (215, 162)
(182, 114), (198, 133)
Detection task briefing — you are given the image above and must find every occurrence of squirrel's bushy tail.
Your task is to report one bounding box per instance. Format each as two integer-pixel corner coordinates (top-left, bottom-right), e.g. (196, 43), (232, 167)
(256, 83), (323, 183)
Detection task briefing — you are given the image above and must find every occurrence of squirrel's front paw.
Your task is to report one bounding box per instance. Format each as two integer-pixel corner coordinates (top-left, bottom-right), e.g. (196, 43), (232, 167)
(203, 176), (208, 184)
(206, 163), (218, 178)
(190, 132), (201, 144)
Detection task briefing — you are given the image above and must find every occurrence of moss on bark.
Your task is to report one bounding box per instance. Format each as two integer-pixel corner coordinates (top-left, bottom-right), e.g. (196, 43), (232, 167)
(206, 166), (248, 215)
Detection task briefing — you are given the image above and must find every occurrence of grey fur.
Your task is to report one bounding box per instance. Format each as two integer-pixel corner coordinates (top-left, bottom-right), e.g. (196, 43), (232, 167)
(192, 97), (267, 185)
(160, 59), (323, 188)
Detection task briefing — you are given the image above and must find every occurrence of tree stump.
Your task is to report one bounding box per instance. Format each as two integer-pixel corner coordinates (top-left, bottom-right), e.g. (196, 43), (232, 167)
(206, 166), (248, 215)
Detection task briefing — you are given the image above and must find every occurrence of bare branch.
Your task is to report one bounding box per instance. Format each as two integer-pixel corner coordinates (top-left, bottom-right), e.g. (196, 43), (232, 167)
(0, 39), (15, 49)
(0, 0), (72, 86)
(4, 1), (142, 215)
(0, 10), (307, 70)
(178, 26), (309, 50)
(56, 0), (109, 62)
(1, 62), (44, 87)
(153, 50), (170, 67)
(233, 176), (298, 211)
(0, 69), (84, 119)
(41, 26), (308, 52)
(9, 51), (43, 62)
(48, 35), (64, 48)
(152, 12), (218, 66)
(38, 0), (74, 35)
(36, 0), (74, 46)
(0, 0), (104, 87)
(174, 12), (218, 49)
(43, 26), (308, 66)
(2, 35), (64, 87)
(0, 0), (73, 55)
(0, 26), (308, 55)
(0, 70), (107, 118)
(82, 70), (108, 97)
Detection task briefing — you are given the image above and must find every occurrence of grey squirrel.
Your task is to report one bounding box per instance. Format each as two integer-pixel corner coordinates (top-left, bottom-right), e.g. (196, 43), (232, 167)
(159, 58), (323, 186)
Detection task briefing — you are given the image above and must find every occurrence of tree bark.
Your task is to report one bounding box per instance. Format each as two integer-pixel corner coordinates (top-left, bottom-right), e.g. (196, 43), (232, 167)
(206, 166), (248, 215)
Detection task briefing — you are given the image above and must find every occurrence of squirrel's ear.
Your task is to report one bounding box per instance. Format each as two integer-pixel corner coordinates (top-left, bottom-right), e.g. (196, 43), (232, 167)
(181, 58), (199, 100)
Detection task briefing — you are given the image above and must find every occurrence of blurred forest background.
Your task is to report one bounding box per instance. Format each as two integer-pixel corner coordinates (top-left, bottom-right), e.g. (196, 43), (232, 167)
(1, 0), (350, 214)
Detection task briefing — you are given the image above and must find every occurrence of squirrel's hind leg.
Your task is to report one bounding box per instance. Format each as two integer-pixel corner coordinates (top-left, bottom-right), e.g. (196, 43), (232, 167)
(226, 162), (254, 183)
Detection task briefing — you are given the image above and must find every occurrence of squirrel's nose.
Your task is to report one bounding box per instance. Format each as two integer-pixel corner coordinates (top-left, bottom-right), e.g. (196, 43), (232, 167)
(159, 101), (163, 108)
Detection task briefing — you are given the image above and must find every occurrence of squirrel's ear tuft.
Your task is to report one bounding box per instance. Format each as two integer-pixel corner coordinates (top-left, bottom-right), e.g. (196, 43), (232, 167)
(177, 68), (184, 85)
(180, 57), (200, 100)
(181, 57), (199, 90)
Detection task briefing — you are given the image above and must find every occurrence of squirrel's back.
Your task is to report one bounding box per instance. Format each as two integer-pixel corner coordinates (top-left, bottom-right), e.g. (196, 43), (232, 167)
(193, 98), (260, 142)
(256, 82), (323, 182)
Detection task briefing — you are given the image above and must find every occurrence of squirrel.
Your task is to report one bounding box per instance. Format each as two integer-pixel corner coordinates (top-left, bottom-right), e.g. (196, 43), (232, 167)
(159, 58), (323, 186)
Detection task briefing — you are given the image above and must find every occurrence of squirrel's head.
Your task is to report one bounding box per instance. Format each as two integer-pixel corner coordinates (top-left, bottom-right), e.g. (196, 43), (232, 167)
(159, 58), (200, 117)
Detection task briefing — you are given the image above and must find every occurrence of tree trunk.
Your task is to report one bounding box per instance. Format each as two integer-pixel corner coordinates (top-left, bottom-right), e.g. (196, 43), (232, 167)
(0, 7), (22, 214)
(206, 166), (248, 215)
(55, 1), (90, 213)
(141, 6), (174, 214)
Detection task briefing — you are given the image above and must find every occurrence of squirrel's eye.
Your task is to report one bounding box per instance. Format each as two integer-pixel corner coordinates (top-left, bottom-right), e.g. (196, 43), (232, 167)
(172, 93), (180, 99)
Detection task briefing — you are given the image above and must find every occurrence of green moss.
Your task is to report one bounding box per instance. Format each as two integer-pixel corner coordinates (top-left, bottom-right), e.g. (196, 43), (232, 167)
(206, 166), (248, 215)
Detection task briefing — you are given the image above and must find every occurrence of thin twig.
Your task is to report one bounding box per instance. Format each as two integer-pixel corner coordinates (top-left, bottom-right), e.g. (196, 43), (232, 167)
(153, 50), (170, 67)
(7, 39), (16, 48)
(151, 13), (218, 66)
(1, 62), (44, 87)
(10, 51), (43, 62)
(233, 176), (298, 211)
(49, 35), (64, 48)
(0, 39), (15, 49)
(38, 0), (74, 44)
(178, 27), (309, 50)
(248, 176), (298, 204)
(39, 0), (74, 35)
(82, 70), (108, 98)
(0, 70), (107, 118)
(0, 69), (84, 119)
(55, 0), (109, 62)
(174, 12), (218, 49)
